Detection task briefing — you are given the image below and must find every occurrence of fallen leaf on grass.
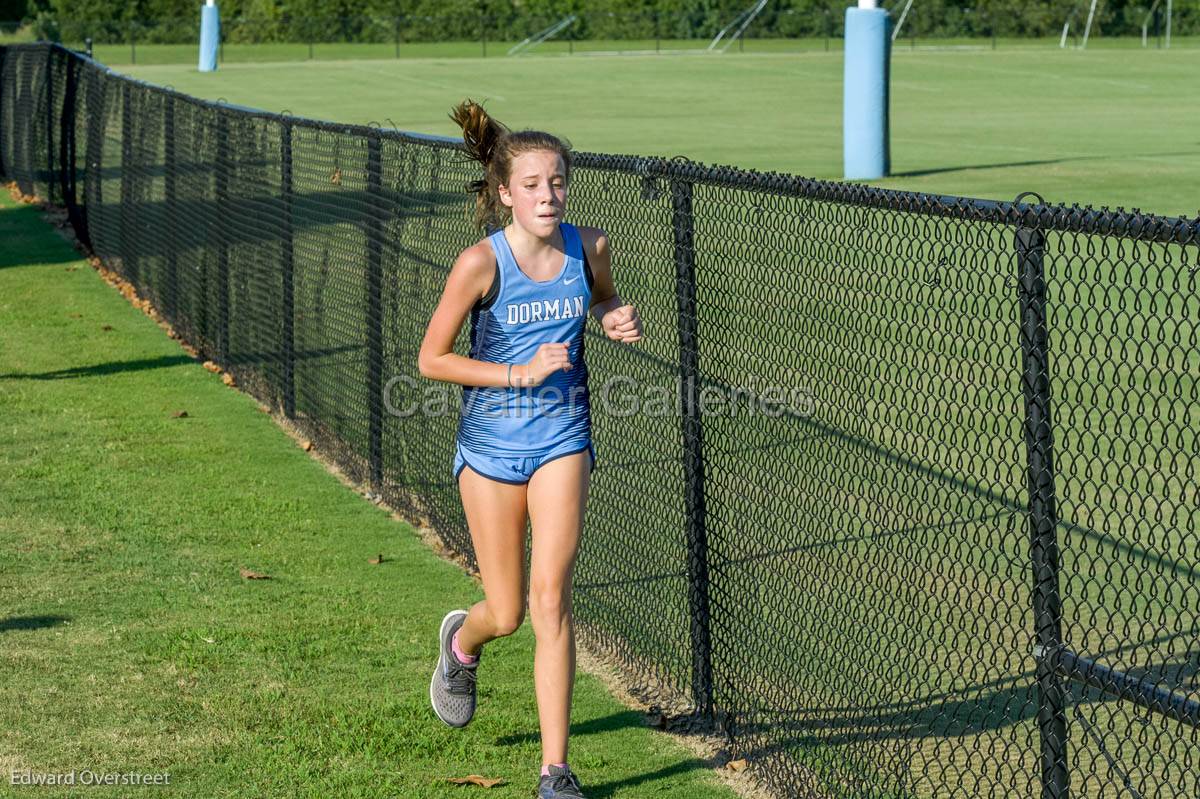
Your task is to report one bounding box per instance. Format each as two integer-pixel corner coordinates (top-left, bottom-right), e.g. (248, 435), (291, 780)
(222, 373), (236, 387)
(100, 324), (113, 331)
(301, 440), (313, 451)
(171, 410), (189, 418)
(239, 568), (271, 580)
(447, 775), (505, 788)
(202, 360), (221, 373)
(725, 759), (748, 772)
(368, 554), (384, 565)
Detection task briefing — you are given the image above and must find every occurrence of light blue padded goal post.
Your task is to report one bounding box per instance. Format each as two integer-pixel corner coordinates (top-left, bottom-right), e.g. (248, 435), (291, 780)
(843, 3), (891, 180)
(199, 0), (219, 72)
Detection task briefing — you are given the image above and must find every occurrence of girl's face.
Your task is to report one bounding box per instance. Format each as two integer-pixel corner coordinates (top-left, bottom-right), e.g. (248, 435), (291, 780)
(498, 149), (567, 237)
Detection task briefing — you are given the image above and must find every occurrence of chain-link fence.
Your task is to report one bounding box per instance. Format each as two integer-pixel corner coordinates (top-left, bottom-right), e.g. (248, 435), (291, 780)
(2, 41), (1197, 799)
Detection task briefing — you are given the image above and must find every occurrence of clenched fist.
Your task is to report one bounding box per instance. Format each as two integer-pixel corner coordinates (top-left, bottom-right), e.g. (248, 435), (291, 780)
(601, 304), (643, 344)
(520, 341), (573, 387)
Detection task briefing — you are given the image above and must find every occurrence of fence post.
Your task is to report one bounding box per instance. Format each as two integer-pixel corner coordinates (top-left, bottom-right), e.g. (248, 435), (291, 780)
(0, 47), (7, 178)
(670, 161), (714, 722)
(119, 81), (137, 284)
(21, 51), (32, 191)
(214, 113), (230, 364)
(45, 45), (55, 204)
(82, 69), (106, 238)
(366, 131), (384, 490)
(59, 52), (88, 249)
(280, 120), (296, 419)
(1013, 196), (1070, 799)
(163, 94), (178, 322)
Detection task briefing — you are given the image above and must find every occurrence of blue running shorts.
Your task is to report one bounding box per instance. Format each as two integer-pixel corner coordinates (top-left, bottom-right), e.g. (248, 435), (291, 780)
(454, 439), (596, 485)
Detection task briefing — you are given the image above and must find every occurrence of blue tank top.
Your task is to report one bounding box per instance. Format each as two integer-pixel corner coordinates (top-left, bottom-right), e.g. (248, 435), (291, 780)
(456, 221), (594, 456)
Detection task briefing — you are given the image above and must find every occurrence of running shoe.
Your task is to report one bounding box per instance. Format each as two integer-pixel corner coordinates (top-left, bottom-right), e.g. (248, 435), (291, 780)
(429, 609), (479, 728)
(538, 764), (587, 798)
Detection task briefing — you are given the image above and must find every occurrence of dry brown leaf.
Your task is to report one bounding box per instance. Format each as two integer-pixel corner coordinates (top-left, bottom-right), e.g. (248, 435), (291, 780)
(171, 410), (189, 418)
(202, 360), (220, 373)
(239, 568), (271, 580)
(301, 440), (313, 451)
(368, 554), (384, 565)
(446, 775), (505, 788)
(100, 324), (113, 331)
(330, 168), (342, 185)
(222, 373), (236, 387)
(726, 758), (748, 772)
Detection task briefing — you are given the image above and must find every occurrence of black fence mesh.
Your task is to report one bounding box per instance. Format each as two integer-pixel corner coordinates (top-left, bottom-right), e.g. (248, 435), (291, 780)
(3, 41), (1197, 799)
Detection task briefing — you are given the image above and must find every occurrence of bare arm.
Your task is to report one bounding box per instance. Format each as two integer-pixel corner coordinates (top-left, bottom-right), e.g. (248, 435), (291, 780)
(583, 227), (622, 322)
(417, 241), (537, 387)
(582, 226), (643, 343)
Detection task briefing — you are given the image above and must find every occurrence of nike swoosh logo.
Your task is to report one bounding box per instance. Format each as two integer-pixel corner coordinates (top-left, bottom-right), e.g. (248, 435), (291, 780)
(563, 275), (578, 285)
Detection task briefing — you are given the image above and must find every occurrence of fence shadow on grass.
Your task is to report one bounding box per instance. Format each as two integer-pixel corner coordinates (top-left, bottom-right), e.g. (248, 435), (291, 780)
(0, 353), (196, 380)
(0, 614), (71, 632)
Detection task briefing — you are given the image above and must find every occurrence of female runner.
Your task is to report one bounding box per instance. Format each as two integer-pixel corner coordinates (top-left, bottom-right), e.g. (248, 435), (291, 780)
(418, 99), (643, 799)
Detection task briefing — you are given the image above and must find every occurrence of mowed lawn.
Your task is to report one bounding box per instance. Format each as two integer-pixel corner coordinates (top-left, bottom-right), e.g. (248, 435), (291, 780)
(0, 189), (744, 798)
(110, 45), (1200, 218)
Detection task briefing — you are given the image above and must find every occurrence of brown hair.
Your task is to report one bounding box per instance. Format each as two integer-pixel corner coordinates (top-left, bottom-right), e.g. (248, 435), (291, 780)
(449, 99), (573, 230)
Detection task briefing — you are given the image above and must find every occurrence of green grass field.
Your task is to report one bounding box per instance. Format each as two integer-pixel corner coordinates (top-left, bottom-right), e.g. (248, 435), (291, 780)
(92, 43), (1200, 219)
(0, 190), (748, 797)
(4, 39), (1198, 798)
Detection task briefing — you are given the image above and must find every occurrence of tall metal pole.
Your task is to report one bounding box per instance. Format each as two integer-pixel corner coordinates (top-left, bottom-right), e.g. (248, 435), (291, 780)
(1014, 194), (1070, 799)
(280, 121), (296, 419)
(671, 162), (714, 722)
(365, 132), (384, 491)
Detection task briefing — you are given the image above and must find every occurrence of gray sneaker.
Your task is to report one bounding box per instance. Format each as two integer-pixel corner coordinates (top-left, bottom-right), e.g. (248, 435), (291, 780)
(429, 609), (480, 728)
(538, 764), (587, 798)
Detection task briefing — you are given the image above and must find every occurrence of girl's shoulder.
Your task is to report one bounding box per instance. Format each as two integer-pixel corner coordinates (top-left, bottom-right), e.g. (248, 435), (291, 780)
(573, 225), (610, 260)
(453, 238), (499, 309)
(457, 236), (497, 270)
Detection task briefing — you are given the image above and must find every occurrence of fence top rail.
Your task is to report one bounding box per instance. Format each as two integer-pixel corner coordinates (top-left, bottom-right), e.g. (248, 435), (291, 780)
(10, 41), (1199, 245)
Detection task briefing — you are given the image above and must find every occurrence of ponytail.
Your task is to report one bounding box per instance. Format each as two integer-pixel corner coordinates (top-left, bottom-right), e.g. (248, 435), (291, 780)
(448, 98), (573, 231)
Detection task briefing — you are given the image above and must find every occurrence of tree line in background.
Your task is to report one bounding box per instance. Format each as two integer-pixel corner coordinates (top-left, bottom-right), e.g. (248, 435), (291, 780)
(5, 0), (1198, 43)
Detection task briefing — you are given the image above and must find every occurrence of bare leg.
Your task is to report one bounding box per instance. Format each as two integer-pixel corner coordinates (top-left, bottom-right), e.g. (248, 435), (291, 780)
(526, 449), (592, 767)
(456, 465), (530, 654)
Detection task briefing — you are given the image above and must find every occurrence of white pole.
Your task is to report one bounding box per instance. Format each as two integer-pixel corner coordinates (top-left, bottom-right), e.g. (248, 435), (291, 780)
(1081, 0), (1098, 50)
(891, 0), (916, 42)
(719, 0), (768, 53)
(1166, 0), (1172, 48)
(1141, 0), (1162, 48)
